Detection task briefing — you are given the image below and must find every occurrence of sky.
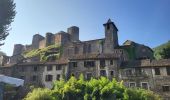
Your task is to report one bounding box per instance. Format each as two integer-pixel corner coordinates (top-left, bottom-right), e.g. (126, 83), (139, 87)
(1, 0), (170, 56)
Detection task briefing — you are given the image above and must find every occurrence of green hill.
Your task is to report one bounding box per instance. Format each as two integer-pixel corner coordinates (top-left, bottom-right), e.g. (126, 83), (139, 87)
(153, 41), (170, 59)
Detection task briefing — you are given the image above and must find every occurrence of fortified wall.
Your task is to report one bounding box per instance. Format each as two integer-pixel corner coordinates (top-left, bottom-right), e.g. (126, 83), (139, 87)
(11, 26), (79, 62)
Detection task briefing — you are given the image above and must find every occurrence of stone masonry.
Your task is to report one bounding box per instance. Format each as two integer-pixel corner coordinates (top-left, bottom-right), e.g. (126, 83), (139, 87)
(0, 19), (170, 99)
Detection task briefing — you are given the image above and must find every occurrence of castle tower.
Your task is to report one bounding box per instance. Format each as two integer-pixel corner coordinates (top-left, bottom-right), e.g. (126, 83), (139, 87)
(32, 34), (44, 49)
(12, 44), (24, 56)
(45, 32), (54, 46)
(67, 26), (79, 42)
(103, 19), (119, 53)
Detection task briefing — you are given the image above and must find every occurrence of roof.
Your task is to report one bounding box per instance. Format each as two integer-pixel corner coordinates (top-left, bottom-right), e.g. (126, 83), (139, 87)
(103, 19), (118, 31)
(69, 53), (119, 60)
(121, 59), (170, 68)
(16, 58), (68, 66)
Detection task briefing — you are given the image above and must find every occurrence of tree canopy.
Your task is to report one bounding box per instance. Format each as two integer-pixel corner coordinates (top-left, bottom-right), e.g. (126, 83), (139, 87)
(0, 0), (16, 46)
(159, 46), (170, 59)
(153, 41), (170, 59)
(24, 75), (161, 100)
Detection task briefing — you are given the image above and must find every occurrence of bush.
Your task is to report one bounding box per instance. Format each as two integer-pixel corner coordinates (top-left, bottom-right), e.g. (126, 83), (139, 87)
(24, 88), (55, 100)
(24, 76), (161, 100)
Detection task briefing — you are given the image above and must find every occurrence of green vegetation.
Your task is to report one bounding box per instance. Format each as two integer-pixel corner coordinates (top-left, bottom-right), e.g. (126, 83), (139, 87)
(153, 41), (170, 59)
(119, 45), (136, 60)
(123, 46), (136, 60)
(24, 75), (161, 100)
(23, 44), (62, 61)
(0, 0), (16, 46)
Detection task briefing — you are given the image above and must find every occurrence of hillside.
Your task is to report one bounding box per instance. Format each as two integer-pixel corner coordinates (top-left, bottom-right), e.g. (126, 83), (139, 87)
(153, 41), (170, 59)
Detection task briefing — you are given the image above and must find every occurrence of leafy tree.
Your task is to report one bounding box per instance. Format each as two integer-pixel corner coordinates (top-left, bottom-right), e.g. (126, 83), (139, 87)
(24, 76), (161, 100)
(160, 46), (170, 59)
(0, 0), (16, 46)
(153, 41), (170, 59)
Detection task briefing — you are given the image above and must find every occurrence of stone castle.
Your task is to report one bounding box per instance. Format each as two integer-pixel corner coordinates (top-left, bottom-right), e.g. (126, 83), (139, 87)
(0, 19), (170, 99)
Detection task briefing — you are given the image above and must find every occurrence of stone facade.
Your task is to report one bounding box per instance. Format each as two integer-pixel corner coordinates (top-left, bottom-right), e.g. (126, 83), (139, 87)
(0, 19), (170, 99)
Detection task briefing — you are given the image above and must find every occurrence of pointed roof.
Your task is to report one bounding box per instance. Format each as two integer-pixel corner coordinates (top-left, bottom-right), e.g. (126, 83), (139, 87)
(107, 18), (112, 23)
(103, 19), (118, 31)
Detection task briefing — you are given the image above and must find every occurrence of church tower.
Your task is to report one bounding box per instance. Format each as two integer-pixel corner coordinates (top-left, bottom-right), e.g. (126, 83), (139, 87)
(103, 19), (119, 53)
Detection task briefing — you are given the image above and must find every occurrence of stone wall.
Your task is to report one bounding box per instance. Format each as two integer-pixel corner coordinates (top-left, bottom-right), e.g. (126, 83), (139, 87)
(42, 64), (67, 88)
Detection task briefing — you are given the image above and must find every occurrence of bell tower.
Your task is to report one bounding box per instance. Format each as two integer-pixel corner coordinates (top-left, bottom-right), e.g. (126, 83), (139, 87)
(103, 19), (119, 53)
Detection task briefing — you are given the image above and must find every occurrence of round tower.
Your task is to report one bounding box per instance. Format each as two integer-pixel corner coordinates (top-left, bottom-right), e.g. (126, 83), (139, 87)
(67, 26), (79, 42)
(32, 34), (44, 49)
(13, 44), (24, 56)
(45, 32), (54, 46)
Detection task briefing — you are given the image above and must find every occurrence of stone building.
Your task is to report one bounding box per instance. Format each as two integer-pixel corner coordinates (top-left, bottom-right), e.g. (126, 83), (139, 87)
(0, 19), (170, 99)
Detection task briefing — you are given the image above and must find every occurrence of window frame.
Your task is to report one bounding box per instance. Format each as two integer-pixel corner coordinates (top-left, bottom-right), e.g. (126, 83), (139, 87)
(45, 74), (53, 82)
(32, 75), (37, 81)
(47, 65), (53, 71)
(129, 82), (136, 88)
(162, 85), (170, 92)
(70, 62), (77, 67)
(154, 68), (160, 75)
(140, 82), (149, 90)
(56, 74), (61, 80)
(110, 70), (115, 76)
(100, 70), (106, 76)
(110, 60), (113, 65)
(56, 65), (62, 70)
(86, 72), (92, 80)
(33, 66), (38, 72)
(166, 67), (170, 75)
(84, 61), (95, 68)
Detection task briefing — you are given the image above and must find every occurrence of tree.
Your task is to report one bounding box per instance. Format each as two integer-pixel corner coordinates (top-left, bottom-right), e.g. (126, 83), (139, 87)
(0, 0), (16, 46)
(24, 76), (161, 100)
(160, 46), (170, 59)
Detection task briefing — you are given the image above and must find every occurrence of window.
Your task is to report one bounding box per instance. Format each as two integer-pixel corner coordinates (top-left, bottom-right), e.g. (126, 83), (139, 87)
(110, 70), (114, 76)
(88, 44), (91, 53)
(70, 62), (77, 67)
(56, 65), (62, 70)
(33, 66), (38, 72)
(20, 67), (25, 72)
(100, 70), (106, 76)
(110, 60), (113, 65)
(129, 82), (136, 88)
(56, 74), (60, 80)
(135, 68), (142, 75)
(75, 46), (79, 54)
(86, 73), (92, 80)
(47, 65), (53, 71)
(45, 75), (53, 82)
(83, 44), (87, 54)
(166, 67), (170, 75)
(154, 68), (160, 75)
(141, 82), (149, 90)
(125, 69), (133, 76)
(100, 59), (105, 67)
(84, 61), (95, 67)
(107, 24), (110, 30)
(162, 85), (170, 92)
(32, 75), (37, 81)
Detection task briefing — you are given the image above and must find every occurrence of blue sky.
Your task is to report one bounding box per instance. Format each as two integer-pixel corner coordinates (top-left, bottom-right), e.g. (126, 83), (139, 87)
(1, 0), (170, 56)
